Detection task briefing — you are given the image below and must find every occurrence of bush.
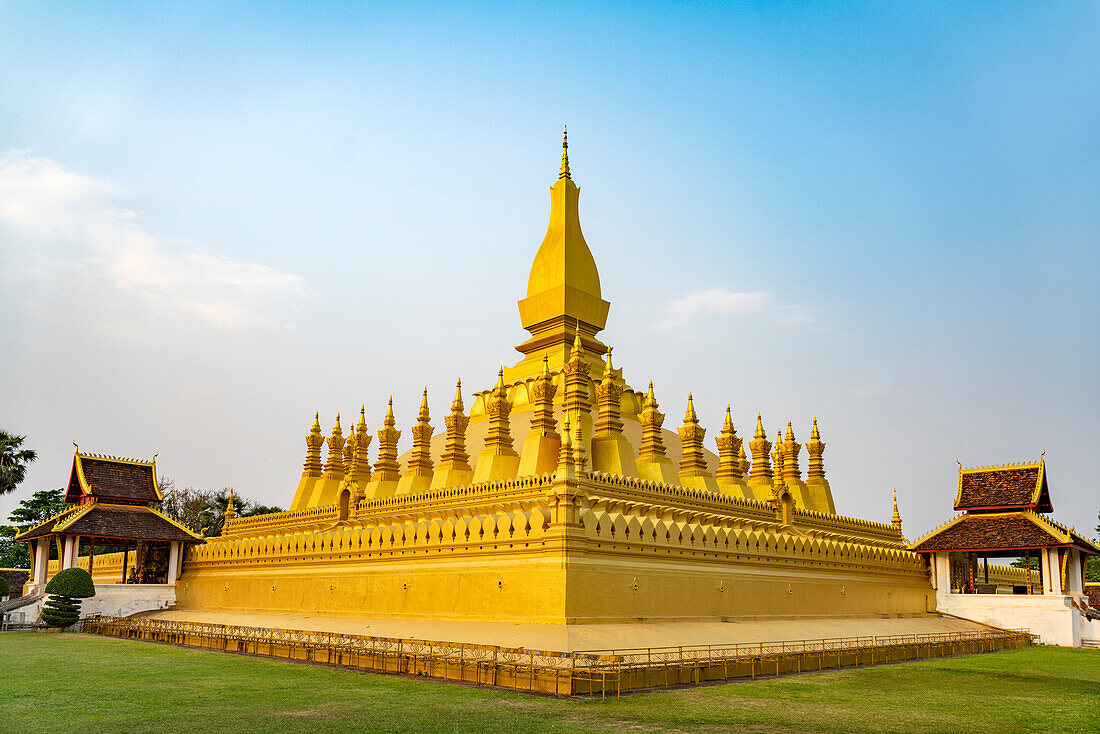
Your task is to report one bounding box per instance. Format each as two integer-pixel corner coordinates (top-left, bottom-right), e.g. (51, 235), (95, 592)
(45, 567), (95, 598)
(0, 576), (10, 597)
(41, 567), (95, 629)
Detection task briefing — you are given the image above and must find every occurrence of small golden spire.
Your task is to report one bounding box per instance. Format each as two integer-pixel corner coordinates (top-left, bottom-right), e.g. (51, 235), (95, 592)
(559, 125), (570, 180)
(494, 366), (507, 394)
(541, 353), (551, 378)
(312, 411), (321, 431)
(684, 393), (698, 423)
(785, 421), (795, 442)
(754, 412), (766, 439)
(603, 345), (614, 376)
(384, 396), (395, 426)
(225, 486), (236, 520)
(645, 380), (656, 406)
(357, 405), (367, 433)
(810, 416), (820, 440)
(418, 386), (430, 421)
(891, 489), (902, 531)
(451, 379), (464, 412)
(723, 405), (733, 431)
(571, 330), (583, 359)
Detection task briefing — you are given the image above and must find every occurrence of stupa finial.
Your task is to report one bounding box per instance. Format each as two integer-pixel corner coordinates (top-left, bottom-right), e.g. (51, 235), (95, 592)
(684, 393), (698, 423)
(810, 416), (820, 440)
(418, 386), (430, 421)
(451, 379), (464, 412)
(754, 412), (766, 440)
(892, 489), (902, 531)
(559, 125), (570, 180)
(224, 486), (235, 520)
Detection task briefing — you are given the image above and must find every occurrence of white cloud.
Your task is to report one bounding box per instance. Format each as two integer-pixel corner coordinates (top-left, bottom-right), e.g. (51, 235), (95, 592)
(0, 150), (306, 328)
(656, 289), (772, 329)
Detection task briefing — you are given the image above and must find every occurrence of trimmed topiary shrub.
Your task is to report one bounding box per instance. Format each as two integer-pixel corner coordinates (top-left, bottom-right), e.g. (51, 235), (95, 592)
(41, 567), (95, 629)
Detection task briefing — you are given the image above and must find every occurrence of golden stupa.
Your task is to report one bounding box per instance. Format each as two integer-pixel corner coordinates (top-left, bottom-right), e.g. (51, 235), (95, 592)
(174, 130), (933, 638)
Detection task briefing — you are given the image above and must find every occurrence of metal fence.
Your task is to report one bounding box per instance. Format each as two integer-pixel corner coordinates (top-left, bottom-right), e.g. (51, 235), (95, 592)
(83, 616), (1035, 697)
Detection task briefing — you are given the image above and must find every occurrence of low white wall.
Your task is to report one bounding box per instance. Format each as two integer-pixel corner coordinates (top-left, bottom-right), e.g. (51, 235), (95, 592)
(15, 584), (176, 626)
(938, 593), (1082, 647)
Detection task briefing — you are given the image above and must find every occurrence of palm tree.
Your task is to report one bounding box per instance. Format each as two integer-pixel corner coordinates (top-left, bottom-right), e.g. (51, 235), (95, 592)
(0, 431), (37, 495)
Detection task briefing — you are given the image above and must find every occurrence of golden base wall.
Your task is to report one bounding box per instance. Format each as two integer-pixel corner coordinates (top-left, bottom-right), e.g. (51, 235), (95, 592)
(177, 473), (933, 624)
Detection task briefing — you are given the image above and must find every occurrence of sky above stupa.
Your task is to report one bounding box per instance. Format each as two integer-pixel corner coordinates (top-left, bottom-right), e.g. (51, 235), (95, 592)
(2, 3), (1098, 538)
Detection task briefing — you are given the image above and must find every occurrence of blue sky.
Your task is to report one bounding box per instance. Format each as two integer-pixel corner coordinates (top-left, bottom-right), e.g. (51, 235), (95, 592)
(1, 2), (1098, 538)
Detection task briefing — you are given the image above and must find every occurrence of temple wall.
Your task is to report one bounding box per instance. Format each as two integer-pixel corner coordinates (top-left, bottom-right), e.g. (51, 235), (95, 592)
(47, 550), (133, 586)
(180, 474), (931, 623)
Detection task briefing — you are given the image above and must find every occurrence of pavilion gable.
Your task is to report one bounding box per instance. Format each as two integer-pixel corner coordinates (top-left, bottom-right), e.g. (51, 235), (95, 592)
(953, 460), (1051, 513)
(66, 452), (162, 504)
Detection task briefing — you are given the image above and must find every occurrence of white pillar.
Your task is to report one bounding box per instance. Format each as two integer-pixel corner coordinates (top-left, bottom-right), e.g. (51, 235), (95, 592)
(934, 553), (951, 606)
(167, 542), (180, 586)
(33, 540), (49, 587)
(1047, 548), (1063, 595)
(1065, 550), (1082, 594)
(61, 536), (75, 569)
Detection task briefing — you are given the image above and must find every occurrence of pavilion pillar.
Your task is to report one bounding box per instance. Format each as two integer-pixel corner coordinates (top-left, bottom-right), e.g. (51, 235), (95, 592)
(167, 542), (180, 586)
(1047, 548), (1063, 595)
(61, 535), (77, 570)
(32, 539), (49, 588)
(1065, 550), (1083, 594)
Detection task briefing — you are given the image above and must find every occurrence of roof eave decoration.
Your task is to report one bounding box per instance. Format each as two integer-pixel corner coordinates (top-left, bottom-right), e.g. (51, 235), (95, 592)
(146, 505), (205, 541)
(13, 506), (79, 542)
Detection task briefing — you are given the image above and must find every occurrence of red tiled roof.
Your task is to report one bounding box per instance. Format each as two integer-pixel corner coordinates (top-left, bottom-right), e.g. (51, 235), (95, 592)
(912, 512), (1067, 553)
(16, 503), (202, 544)
(66, 455), (160, 503)
(954, 463), (1050, 512)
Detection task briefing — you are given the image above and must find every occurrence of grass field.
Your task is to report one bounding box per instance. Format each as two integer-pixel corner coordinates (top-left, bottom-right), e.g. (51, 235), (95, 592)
(2, 633), (1098, 734)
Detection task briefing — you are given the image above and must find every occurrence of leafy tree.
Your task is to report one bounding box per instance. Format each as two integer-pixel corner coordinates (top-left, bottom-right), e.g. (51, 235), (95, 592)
(0, 431), (37, 495)
(243, 504), (283, 517)
(156, 476), (282, 537)
(0, 525), (29, 568)
(0, 488), (70, 568)
(9, 488), (69, 527)
(156, 479), (216, 533)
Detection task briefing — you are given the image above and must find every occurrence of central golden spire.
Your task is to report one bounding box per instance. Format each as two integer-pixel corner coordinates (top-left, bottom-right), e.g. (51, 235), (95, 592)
(559, 125), (571, 180)
(515, 127), (610, 364)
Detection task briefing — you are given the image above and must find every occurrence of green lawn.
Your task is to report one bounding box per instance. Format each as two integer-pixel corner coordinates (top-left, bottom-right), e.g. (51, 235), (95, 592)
(1, 633), (1097, 734)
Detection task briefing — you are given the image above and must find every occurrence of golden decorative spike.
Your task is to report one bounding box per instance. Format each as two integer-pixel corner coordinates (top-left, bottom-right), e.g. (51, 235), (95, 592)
(678, 394), (708, 476)
(404, 388), (434, 479)
(349, 405), (372, 486)
(783, 421), (802, 484)
(224, 486), (236, 520)
(571, 416), (587, 477)
(715, 405), (743, 482)
(342, 423), (356, 473)
(562, 332), (593, 424)
(303, 412), (325, 477)
(748, 414), (773, 481)
(737, 441), (750, 477)
(323, 414), (346, 477)
(484, 368), (518, 457)
(806, 417), (826, 481)
(529, 355), (559, 436)
(891, 489), (902, 531)
(440, 379), (472, 472)
(772, 429), (786, 488)
(638, 381), (670, 463)
(559, 125), (570, 180)
(373, 397), (402, 482)
(595, 346), (624, 438)
(556, 413), (574, 479)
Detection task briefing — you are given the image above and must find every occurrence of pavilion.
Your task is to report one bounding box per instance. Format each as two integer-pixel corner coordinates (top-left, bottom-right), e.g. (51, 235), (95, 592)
(17, 450), (203, 601)
(911, 459), (1098, 646)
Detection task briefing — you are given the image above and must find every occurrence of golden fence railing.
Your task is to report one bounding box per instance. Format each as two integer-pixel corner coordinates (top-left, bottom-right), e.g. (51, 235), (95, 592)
(82, 616), (1035, 698)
